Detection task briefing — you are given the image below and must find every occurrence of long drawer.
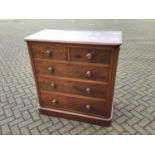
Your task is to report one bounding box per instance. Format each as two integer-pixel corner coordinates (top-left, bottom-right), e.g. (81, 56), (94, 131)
(40, 91), (106, 117)
(37, 75), (108, 99)
(34, 59), (110, 82)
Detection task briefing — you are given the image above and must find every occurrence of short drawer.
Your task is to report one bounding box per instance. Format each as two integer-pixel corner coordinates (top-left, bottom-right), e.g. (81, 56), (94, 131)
(70, 47), (112, 64)
(34, 59), (109, 82)
(30, 42), (67, 60)
(37, 75), (108, 99)
(40, 91), (106, 116)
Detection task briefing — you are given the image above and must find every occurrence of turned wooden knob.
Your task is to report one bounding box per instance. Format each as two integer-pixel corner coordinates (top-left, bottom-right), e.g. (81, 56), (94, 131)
(51, 99), (57, 105)
(85, 104), (91, 111)
(48, 67), (54, 73)
(86, 53), (92, 60)
(86, 71), (92, 78)
(44, 50), (52, 57)
(86, 88), (91, 94)
(50, 82), (56, 88)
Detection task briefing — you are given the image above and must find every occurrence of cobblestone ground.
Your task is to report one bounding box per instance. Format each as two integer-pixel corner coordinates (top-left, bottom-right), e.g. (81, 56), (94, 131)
(0, 20), (155, 135)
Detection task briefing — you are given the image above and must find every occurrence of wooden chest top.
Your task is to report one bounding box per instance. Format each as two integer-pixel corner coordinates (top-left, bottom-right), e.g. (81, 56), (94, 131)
(24, 29), (122, 45)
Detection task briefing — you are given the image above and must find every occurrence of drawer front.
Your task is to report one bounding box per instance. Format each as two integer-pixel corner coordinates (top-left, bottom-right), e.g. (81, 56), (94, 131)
(30, 43), (67, 60)
(34, 60), (109, 82)
(37, 76), (107, 99)
(70, 47), (112, 64)
(40, 91), (106, 116)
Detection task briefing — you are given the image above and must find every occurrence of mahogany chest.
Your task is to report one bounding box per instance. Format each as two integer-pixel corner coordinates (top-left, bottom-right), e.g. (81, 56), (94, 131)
(25, 29), (122, 126)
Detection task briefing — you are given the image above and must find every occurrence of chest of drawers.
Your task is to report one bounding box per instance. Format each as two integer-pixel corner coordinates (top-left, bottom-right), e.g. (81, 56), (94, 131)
(25, 29), (122, 126)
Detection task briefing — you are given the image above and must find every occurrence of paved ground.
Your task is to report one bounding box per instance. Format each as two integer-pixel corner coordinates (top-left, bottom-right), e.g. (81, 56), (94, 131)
(0, 20), (155, 135)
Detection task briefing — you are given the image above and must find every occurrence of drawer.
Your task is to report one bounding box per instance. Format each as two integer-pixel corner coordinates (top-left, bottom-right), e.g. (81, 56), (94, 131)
(30, 43), (67, 60)
(40, 91), (106, 116)
(37, 75), (108, 99)
(70, 47), (112, 64)
(34, 59), (109, 82)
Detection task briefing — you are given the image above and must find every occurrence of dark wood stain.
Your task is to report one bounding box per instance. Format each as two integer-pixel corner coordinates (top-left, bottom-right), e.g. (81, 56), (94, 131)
(25, 32), (121, 126)
(37, 75), (108, 99)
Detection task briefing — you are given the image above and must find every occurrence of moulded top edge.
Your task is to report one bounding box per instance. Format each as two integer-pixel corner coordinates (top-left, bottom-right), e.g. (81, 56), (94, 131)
(24, 29), (122, 45)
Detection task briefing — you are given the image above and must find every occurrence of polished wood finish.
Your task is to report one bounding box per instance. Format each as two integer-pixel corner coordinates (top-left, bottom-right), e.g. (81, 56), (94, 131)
(34, 59), (109, 82)
(39, 107), (111, 126)
(70, 47), (111, 64)
(37, 75), (107, 99)
(30, 42), (68, 61)
(40, 91), (106, 116)
(25, 29), (122, 126)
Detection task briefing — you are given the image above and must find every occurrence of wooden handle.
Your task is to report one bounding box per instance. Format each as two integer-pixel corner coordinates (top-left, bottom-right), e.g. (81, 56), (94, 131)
(86, 53), (92, 60)
(86, 88), (91, 94)
(51, 99), (57, 105)
(50, 82), (56, 88)
(48, 67), (54, 73)
(44, 50), (52, 57)
(86, 71), (92, 78)
(85, 104), (91, 111)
